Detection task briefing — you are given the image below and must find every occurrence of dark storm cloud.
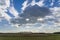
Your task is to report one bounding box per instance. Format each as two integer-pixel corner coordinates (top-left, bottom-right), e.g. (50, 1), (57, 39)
(19, 5), (51, 18)
(10, 5), (51, 26)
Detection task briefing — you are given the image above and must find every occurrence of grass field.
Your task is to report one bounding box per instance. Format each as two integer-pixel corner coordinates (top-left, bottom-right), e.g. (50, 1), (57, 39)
(0, 33), (60, 40)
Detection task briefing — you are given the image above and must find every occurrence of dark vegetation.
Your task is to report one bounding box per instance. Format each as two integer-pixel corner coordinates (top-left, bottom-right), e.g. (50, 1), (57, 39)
(0, 33), (46, 37)
(53, 32), (60, 34)
(0, 32), (60, 37)
(0, 32), (60, 40)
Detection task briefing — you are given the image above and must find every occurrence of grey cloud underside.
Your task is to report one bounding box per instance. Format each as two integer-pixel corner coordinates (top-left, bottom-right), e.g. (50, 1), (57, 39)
(19, 5), (51, 18)
(10, 17), (37, 25)
(10, 5), (52, 26)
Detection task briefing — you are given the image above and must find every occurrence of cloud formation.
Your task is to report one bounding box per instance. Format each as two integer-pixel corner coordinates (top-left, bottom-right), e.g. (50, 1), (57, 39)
(20, 5), (51, 18)
(10, 5), (51, 27)
(0, 0), (60, 33)
(10, 0), (60, 33)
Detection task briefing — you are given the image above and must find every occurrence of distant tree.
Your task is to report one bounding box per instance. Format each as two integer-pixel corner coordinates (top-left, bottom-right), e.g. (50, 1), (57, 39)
(53, 32), (60, 34)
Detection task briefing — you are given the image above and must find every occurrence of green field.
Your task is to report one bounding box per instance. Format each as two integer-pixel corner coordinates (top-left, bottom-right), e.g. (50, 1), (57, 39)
(0, 34), (60, 40)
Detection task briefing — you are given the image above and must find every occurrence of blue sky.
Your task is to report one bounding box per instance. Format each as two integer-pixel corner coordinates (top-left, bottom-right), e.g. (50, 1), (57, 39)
(0, 0), (60, 33)
(13, 0), (25, 12)
(11, 0), (60, 15)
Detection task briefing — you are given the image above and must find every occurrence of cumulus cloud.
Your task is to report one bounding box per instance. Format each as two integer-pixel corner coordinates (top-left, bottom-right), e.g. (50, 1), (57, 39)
(0, 0), (11, 21)
(0, 0), (19, 21)
(10, 4), (51, 27)
(0, 0), (19, 28)
(20, 5), (51, 18)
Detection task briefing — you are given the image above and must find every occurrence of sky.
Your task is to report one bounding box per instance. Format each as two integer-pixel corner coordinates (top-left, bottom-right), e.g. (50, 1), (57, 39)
(0, 0), (60, 33)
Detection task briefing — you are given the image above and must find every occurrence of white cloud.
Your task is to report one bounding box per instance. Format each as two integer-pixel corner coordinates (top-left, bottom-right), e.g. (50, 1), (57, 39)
(5, 0), (10, 7)
(9, 0), (19, 18)
(36, 0), (44, 7)
(30, 0), (36, 6)
(9, 6), (19, 18)
(50, 0), (54, 6)
(50, 2), (54, 6)
(0, 0), (11, 21)
(21, 0), (28, 12)
(0, 0), (19, 21)
(37, 18), (44, 21)
(21, 0), (44, 12)
(26, 18), (30, 21)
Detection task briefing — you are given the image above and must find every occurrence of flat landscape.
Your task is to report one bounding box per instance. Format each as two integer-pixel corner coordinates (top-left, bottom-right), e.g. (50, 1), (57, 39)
(0, 33), (60, 40)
